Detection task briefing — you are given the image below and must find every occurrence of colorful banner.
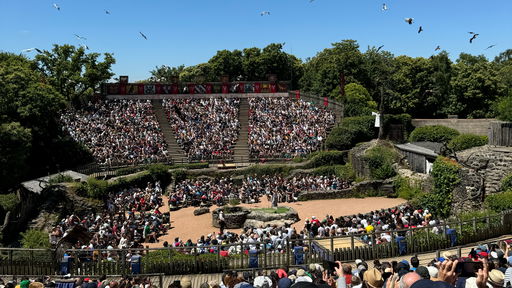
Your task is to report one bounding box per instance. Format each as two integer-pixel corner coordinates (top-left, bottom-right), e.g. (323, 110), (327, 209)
(138, 83), (145, 95)
(270, 83), (277, 93)
(261, 83), (270, 93)
(244, 83), (254, 93)
(222, 84), (229, 94)
(254, 83), (261, 93)
(205, 83), (213, 94)
(126, 84), (138, 95)
(171, 84), (179, 94)
(195, 84), (206, 94)
(144, 84), (156, 95)
(187, 84), (195, 94)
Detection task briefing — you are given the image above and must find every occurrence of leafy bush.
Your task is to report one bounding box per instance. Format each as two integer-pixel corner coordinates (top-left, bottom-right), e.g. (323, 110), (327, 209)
(497, 95), (512, 122)
(485, 190), (512, 212)
(147, 164), (171, 181)
(21, 229), (50, 249)
(229, 198), (240, 206)
(326, 116), (376, 151)
(364, 144), (398, 180)
(408, 125), (460, 143)
(418, 156), (460, 217)
(85, 178), (109, 199)
(501, 174), (512, 192)
(48, 173), (74, 185)
(115, 166), (146, 177)
(311, 164), (356, 182)
(304, 150), (346, 168)
(0, 193), (19, 212)
(447, 134), (488, 152)
(394, 177), (423, 200)
(235, 165), (293, 177)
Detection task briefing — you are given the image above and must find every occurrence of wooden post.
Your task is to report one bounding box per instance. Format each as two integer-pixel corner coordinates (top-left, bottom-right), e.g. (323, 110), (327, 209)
(159, 274), (163, 288)
(459, 221), (464, 244)
(351, 235), (355, 260)
(194, 248), (198, 273)
(263, 242), (268, 269)
(426, 227), (431, 249)
(30, 250), (34, 275)
(458, 247), (462, 258)
(371, 232), (376, 258)
(436, 250), (441, 259)
(330, 237), (334, 259)
(241, 243), (244, 268)
(121, 251), (126, 275)
(286, 241), (291, 267)
(217, 245), (221, 269)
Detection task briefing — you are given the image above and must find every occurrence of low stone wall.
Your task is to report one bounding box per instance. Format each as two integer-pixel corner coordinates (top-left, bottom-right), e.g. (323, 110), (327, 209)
(412, 119), (494, 136)
(298, 180), (394, 201)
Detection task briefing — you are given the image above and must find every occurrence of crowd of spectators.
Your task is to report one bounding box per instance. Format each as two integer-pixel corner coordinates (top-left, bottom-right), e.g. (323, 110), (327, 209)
(169, 175), (350, 208)
(11, 241), (512, 288)
(248, 98), (335, 159)
(163, 98), (240, 161)
(61, 100), (168, 165)
(49, 182), (168, 250)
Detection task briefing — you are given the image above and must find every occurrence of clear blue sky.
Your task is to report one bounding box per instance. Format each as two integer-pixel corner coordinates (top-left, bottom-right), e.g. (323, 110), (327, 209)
(2, 0), (511, 81)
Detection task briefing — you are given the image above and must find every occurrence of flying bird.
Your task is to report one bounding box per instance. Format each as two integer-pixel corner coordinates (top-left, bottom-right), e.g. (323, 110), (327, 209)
(22, 48), (43, 53)
(418, 26), (423, 34)
(139, 32), (148, 40)
(468, 32), (477, 35)
(52, 3), (60, 10)
(260, 11), (270, 16)
(105, 10), (111, 15)
(376, 45), (384, 52)
(404, 18), (414, 25)
(382, 3), (388, 11)
(435, 45), (441, 51)
(469, 33), (479, 43)
(486, 44), (496, 50)
(74, 34), (87, 41)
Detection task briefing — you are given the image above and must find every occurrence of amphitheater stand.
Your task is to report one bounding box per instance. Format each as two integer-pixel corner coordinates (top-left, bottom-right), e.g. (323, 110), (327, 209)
(233, 98), (250, 163)
(151, 99), (189, 164)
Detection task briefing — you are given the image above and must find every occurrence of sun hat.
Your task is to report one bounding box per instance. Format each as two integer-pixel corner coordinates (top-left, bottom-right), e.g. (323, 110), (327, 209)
(363, 268), (383, 288)
(488, 269), (505, 286)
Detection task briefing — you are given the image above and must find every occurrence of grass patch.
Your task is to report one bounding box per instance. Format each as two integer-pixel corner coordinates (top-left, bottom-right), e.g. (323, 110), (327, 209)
(251, 207), (290, 214)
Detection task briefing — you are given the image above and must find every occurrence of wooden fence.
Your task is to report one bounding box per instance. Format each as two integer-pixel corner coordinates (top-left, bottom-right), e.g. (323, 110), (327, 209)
(1, 212), (510, 276)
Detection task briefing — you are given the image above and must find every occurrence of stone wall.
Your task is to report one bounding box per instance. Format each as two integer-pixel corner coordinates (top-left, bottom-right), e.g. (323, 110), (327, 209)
(298, 180), (395, 201)
(451, 145), (512, 213)
(412, 119), (494, 136)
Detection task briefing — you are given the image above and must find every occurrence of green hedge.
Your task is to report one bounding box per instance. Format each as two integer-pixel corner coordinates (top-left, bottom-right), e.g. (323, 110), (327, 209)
(233, 164), (294, 177)
(364, 144), (398, 180)
(501, 174), (512, 192)
(21, 229), (50, 249)
(304, 150), (346, 168)
(0, 193), (19, 213)
(485, 190), (512, 212)
(497, 95), (512, 122)
(447, 134), (488, 152)
(311, 164), (356, 182)
(393, 177), (423, 200)
(418, 156), (460, 218)
(326, 116), (376, 151)
(408, 125), (460, 143)
(115, 163), (209, 177)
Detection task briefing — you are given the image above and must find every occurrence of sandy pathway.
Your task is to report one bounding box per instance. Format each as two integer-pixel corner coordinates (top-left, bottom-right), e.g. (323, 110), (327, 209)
(144, 197), (407, 248)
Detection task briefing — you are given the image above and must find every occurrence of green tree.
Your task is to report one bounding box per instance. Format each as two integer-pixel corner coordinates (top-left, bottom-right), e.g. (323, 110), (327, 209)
(343, 83), (377, 117)
(149, 65), (185, 82)
(0, 122), (31, 190)
(208, 49), (243, 81)
(0, 52), (92, 191)
(35, 44), (115, 105)
(447, 53), (505, 118)
(301, 40), (365, 98)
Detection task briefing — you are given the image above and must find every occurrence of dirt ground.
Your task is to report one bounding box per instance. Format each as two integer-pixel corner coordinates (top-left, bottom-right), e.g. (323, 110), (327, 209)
(145, 196), (407, 248)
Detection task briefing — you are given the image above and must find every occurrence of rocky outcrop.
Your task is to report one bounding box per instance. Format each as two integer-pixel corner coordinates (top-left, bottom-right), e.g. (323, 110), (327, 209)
(212, 206), (300, 228)
(298, 180), (395, 201)
(451, 145), (512, 214)
(194, 207), (210, 216)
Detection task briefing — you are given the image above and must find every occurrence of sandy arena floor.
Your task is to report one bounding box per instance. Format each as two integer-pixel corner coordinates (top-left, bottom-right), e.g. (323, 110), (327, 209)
(144, 196), (406, 248)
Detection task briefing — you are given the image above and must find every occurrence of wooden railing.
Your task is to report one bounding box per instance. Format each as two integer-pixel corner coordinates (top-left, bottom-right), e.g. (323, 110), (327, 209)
(1, 212), (510, 276)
